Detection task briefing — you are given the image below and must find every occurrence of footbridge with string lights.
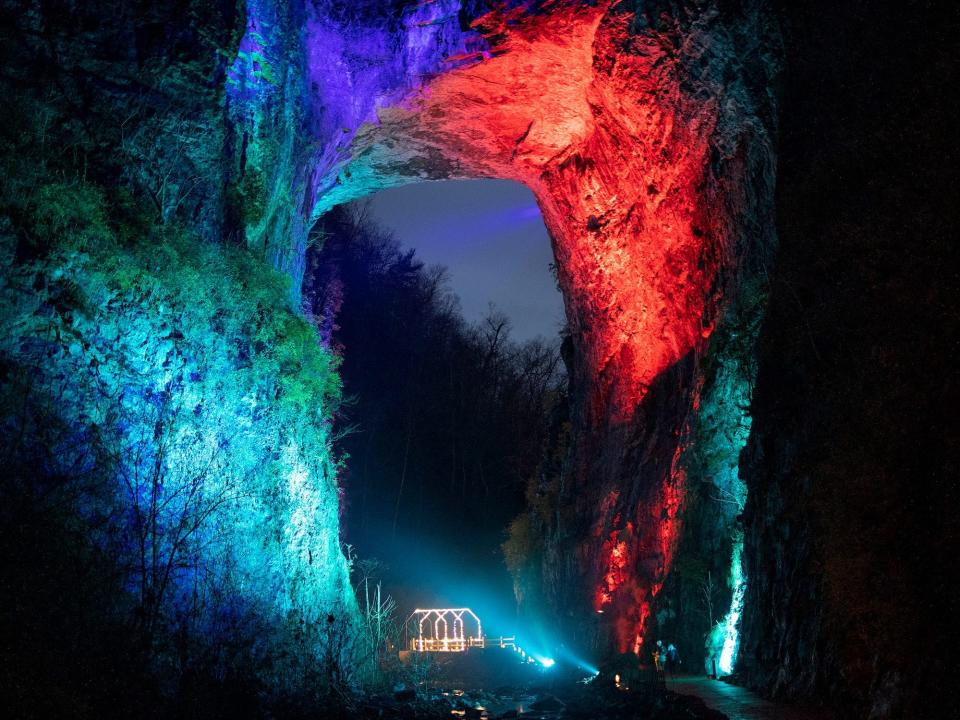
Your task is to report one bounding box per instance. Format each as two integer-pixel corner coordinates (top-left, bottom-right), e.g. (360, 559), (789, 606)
(404, 608), (516, 653)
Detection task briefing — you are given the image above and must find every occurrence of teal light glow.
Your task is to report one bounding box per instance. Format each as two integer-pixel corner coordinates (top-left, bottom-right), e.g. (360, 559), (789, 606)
(718, 534), (745, 674)
(693, 300), (759, 676)
(0, 172), (358, 685)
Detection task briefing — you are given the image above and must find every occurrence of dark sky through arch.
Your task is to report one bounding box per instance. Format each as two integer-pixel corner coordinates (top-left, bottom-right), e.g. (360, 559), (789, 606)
(364, 179), (565, 344)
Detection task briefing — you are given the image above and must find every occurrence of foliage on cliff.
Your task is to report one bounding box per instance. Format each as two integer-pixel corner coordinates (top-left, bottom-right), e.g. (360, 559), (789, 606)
(0, 88), (358, 720)
(502, 389), (573, 619)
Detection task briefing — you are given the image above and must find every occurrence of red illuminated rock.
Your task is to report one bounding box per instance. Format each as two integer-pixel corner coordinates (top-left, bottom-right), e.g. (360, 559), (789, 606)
(321, 0), (777, 657)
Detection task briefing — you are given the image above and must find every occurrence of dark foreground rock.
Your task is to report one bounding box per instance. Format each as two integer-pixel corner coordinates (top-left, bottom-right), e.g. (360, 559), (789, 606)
(349, 679), (727, 720)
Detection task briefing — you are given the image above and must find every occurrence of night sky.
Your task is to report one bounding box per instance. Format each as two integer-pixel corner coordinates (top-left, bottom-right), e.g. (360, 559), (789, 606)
(366, 179), (565, 343)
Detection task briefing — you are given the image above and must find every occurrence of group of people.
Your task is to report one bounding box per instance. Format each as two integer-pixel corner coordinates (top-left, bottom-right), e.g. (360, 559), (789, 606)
(653, 640), (681, 676)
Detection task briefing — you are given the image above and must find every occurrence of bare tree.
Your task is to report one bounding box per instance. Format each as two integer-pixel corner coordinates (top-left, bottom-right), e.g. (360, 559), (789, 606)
(700, 570), (717, 629)
(120, 102), (210, 225)
(112, 383), (246, 650)
(362, 580), (397, 663)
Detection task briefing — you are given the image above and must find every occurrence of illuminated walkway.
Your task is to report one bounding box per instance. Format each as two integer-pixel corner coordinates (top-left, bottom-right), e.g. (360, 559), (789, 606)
(667, 675), (834, 720)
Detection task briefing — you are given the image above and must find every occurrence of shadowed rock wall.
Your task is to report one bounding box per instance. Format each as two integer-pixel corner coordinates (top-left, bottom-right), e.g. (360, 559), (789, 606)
(737, 2), (959, 717)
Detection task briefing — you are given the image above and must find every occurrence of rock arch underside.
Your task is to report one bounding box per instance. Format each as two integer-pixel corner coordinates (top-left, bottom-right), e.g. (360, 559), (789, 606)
(229, 0), (778, 659)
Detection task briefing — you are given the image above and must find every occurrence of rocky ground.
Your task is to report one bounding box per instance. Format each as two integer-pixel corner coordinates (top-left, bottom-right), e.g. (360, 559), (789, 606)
(349, 678), (726, 720)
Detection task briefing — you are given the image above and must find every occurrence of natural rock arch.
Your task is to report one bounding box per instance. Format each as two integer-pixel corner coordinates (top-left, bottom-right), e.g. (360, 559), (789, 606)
(316, 2), (732, 427)
(235, 0), (779, 657)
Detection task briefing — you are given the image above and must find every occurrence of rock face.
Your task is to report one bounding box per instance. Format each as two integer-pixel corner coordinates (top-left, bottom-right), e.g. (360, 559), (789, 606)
(0, 0), (243, 240)
(0, 0), (359, 705)
(734, 2), (960, 718)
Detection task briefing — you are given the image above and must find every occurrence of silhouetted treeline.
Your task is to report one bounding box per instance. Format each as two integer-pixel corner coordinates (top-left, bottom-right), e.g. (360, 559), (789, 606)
(304, 205), (565, 583)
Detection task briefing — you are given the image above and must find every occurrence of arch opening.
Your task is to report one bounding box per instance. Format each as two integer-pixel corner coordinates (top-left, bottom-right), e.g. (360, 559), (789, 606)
(304, 178), (566, 641)
(366, 180), (564, 343)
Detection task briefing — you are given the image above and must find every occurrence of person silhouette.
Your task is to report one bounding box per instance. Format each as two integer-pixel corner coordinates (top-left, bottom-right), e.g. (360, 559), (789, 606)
(653, 640), (665, 678)
(666, 643), (680, 676)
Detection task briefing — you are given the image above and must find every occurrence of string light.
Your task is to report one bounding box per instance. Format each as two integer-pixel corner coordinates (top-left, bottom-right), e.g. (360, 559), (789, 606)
(407, 608), (483, 652)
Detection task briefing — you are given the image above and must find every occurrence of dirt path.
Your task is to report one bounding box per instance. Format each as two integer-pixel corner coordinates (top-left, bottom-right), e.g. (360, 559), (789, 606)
(666, 675), (835, 720)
